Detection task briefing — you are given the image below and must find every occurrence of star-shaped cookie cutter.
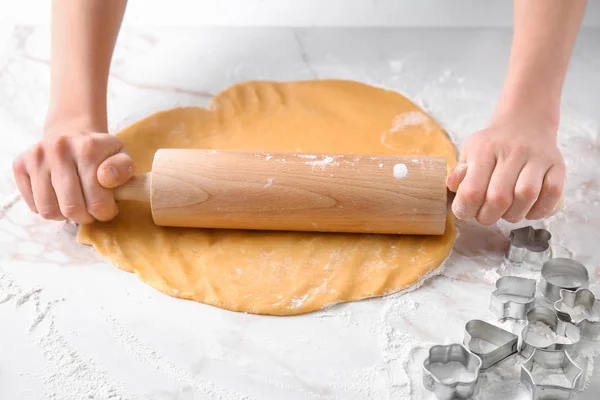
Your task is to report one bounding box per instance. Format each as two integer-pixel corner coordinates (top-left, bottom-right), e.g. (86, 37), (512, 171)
(555, 288), (600, 341)
(506, 226), (552, 268)
(520, 306), (581, 358)
(521, 349), (583, 400)
(422, 343), (482, 400)
(490, 276), (536, 321)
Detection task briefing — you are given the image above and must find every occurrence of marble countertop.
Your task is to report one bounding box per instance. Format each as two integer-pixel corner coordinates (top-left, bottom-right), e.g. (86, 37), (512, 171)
(0, 27), (599, 400)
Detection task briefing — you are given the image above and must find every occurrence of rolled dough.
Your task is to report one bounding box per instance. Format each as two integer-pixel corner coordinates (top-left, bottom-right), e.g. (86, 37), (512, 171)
(78, 80), (457, 315)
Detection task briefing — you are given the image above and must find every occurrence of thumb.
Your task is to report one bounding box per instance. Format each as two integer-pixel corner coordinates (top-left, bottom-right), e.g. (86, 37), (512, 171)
(97, 151), (135, 189)
(446, 161), (467, 193)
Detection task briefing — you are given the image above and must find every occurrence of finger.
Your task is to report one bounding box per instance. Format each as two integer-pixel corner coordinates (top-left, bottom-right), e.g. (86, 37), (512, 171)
(50, 158), (94, 224)
(97, 152), (135, 189)
(76, 134), (122, 221)
(12, 157), (37, 213)
(502, 163), (546, 223)
(452, 153), (496, 220)
(30, 172), (65, 221)
(526, 164), (565, 220)
(476, 158), (525, 225)
(446, 162), (467, 193)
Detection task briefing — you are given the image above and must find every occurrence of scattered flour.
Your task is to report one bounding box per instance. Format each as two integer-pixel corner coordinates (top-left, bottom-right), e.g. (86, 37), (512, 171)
(306, 156), (334, 168)
(264, 178), (274, 188)
(390, 111), (429, 133)
(528, 363), (576, 388)
(524, 321), (573, 347)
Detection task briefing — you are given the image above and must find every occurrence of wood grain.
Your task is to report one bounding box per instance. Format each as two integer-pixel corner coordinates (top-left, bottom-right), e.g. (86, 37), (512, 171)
(122, 149), (448, 235)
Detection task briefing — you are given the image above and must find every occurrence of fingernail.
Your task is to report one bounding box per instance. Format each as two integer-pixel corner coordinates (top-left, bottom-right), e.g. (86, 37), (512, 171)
(105, 166), (119, 182)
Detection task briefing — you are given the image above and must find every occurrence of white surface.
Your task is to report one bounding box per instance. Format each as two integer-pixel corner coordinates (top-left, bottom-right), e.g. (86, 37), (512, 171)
(0, 0), (599, 27)
(1, 26), (600, 399)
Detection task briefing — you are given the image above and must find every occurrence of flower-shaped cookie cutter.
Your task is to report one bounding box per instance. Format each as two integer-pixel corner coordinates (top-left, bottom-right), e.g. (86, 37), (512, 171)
(463, 319), (518, 370)
(554, 288), (600, 341)
(422, 343), (482, 400)
(506, 226), (552, 268)
(521, 349), (583, 400)
(540, 258), (589, 302)
(520, 306), (581, 358)
(490, 276), (536, 321)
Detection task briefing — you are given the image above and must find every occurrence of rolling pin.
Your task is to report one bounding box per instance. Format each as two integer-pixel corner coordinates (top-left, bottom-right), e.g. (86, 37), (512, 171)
(114, 149), (448, 235)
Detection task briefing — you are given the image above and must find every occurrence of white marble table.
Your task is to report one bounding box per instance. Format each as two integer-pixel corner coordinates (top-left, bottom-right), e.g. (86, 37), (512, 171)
(0, 27), (599, 400)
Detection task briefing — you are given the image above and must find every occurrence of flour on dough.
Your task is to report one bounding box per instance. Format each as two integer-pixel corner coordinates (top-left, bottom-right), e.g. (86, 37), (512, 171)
(78, 80), (457, 315)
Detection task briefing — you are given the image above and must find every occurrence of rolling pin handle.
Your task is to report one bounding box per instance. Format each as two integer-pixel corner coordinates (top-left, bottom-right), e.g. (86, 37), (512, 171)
(113, 173), (151, 203)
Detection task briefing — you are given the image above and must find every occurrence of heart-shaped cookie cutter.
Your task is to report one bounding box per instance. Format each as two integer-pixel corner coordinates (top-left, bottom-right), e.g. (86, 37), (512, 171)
(422, 343), (482, 400)
(521, 349), (583, 400)
(506, 226), (552, 268)
(540, 258), (589, 302)
(490, 276), (536, 321)
(463, 320), (518, 370)
(520, 306), (581, 358)
(554, 288), (600, 341)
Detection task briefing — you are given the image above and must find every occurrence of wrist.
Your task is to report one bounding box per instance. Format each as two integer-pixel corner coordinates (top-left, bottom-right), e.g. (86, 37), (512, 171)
(493, 73), (562, 132)
(492, 88), (560, 135)
(44, 110), (108, 137)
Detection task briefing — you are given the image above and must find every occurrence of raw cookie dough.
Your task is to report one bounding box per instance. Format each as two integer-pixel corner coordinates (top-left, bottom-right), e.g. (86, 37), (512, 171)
(79, 80), (457, 315)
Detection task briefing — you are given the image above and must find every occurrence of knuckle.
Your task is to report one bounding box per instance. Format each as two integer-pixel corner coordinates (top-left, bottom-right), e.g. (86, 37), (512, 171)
(87, 200), (116, 221)
(79, 137), (101, 161)
(462, 187), (485, 204)
(487, 191), (512, 209)
(60, 203), (84, 219)
(38, 206), (60, 220)
(28, 144), (45, 166)
(516, 185), (539, 203)
(47, 135), (70, 156)
(511, 142), (529, 158)
(478, 138), (494, 152)
(545, 182), (563, 198)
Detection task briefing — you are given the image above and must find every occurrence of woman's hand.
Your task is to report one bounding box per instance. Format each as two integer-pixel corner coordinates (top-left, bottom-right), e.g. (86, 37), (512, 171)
(13, 123), (134, 224)
(447, 114), (565, 225)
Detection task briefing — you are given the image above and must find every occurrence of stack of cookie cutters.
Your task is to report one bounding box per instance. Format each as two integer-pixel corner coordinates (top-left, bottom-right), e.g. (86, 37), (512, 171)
(422, 225), (595, 399)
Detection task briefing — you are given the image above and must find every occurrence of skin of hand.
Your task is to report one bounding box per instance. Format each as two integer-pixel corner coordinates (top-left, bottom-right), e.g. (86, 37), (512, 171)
(447, 0), (586, 225)
(13, 124), (134, 223)
(12, 0), (129, 224)
(446, 114), (564, 225)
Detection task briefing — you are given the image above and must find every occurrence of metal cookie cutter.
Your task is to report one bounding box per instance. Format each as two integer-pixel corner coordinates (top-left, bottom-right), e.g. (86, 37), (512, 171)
(490, 276), (536, 321)
(540, 258), (589, 302)
(463, 320), (518, 370)
(555, 288), (600, 341)
(422, 343), (482, 400)
(521, 349), (583, 400)
(506, 226), (552, 267)
(520, 306), (581, 358)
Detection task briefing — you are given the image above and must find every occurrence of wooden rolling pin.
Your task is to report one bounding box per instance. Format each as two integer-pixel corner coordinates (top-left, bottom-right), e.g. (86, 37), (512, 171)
(114, 149), (448, 235)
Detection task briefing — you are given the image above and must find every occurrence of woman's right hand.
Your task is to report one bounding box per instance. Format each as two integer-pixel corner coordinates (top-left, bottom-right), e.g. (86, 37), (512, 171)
(13, 125), (134, 224)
